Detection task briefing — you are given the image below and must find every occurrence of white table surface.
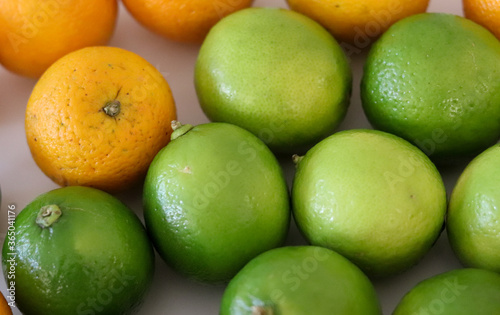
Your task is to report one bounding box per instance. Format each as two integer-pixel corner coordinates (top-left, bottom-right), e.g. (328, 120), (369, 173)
(0, 0), (468, 314)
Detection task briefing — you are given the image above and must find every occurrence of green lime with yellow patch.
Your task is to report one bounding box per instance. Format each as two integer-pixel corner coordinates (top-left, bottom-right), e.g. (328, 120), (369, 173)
(195, 8), (351, 154)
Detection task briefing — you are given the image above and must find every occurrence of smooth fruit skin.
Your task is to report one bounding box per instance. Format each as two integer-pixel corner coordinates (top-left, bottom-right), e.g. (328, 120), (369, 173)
(143, 122), (290, 284)
(220, 246), (382, 315)
(286, 0), (429, 46)
(447, 144), (500, 273)
(292, 129), (447, 277)
(0, 0), (118, 78)
(122, 0), (253, 43)
(195, 8), (351, 154)
(361, 13), (500, 160)
(1, 186), (155, 315)
(393, 268), (500, 315)
(464, 0), (500, 41)
(25, 46), (177, 192)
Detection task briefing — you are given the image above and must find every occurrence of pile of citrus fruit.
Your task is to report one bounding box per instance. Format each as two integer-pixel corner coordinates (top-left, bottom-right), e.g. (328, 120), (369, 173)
(2, 0), (500, 314)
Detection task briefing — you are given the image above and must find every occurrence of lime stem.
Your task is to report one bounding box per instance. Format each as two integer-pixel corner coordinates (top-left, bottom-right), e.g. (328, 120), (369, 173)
(251, 306), (273, 315)
(171, 120), (182, 131)
(103, 100), (121, 117)
(292, 154), (304, 166)
(36, 204), (62, 228)
(171, 120), (194, 140)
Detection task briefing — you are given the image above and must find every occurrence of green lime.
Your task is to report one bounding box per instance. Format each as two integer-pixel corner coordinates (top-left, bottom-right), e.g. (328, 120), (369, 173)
(361, 13), (500, 160)
(143, 122), (290, 284)
(1, 186), (154, 315)
(447, 144), (500, 273)
(220, 246), (382, 315)
(195, 8), (352, 154)
(393, 268), (500, 315)
(292, 129), (447, 277)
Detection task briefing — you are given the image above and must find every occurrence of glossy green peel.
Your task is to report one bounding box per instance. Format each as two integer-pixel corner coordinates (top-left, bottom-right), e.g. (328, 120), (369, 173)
(393, 268), (500, 315)
(195, 8), (352, 153)
(361, 13), (500, 160)
(221, 246), (382, 315)
(1, 186), (155, 315)
(447, 144), (500, 273)
(292, 129), (446, 277)
(143, 122), (290, 284)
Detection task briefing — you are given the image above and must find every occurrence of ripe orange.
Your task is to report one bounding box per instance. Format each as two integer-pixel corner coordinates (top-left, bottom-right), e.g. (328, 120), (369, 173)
(286, 0), (429, 48)
(464, 0), (500, 40)
(0, 293), (11, 315)
(0, 0), (118, 78)
(25, 46), (177, 192)
(122, 0), (254, 43)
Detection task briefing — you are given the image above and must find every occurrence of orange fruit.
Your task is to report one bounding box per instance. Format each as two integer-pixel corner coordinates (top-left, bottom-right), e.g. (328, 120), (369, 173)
(464, 0), (500, 40)
(0, 293), (12, 315)
(286, 0), (429, 48)
(0, 0), (118, 78)
(122, 0), (254, 43)
(25, 46), (177, 192)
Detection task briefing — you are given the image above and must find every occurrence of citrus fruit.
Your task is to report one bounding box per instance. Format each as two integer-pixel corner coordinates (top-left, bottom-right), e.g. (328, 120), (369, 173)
(464, 0), (500, 40)
(143, 121), (290, 283)
(291, 129), (447, 277)
(361, 13), (500, 161)
(393, 268), (500, 315)
(25, 46), (176, 192)
(195, 8), (352, 154)
(447, 144), (500, 273)
(220, 246), (382, 315)
(0, 293), (11, 315)
(122, 0), (253, 43)
(286, 0), (429, 47)
(1, 186), (155, 315)
(0, 0), (118, 78)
